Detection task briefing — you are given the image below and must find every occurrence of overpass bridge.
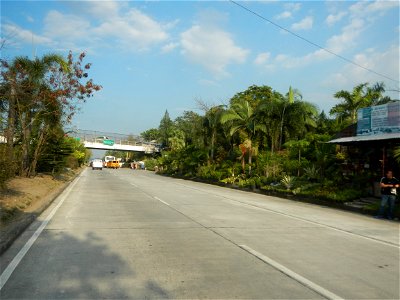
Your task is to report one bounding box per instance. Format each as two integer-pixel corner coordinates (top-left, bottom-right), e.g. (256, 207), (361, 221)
(69, 129), (160, 154)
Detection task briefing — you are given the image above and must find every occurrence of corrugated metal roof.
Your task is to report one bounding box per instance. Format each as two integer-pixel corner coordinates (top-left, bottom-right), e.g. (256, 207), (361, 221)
(327, 133), (400, 144)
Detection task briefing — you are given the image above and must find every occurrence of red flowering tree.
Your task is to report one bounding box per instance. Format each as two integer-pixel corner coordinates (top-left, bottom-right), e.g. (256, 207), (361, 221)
(0, 51), (102, 177)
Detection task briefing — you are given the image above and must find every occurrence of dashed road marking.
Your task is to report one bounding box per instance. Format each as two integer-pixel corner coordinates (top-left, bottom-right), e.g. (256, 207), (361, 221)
(154, 196), (170, 206)
(239, 245), (344, 300)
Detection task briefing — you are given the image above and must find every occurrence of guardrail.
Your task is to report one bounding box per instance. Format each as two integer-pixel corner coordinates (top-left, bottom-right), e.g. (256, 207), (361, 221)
(83, 141), (160, 153)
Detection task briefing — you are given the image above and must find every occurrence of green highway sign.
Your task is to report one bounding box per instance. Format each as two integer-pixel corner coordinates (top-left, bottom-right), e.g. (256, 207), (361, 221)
(103, 139), (114, 146)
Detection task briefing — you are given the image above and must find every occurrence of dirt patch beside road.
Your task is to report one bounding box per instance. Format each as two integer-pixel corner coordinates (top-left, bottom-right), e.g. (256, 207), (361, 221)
(0, 169), (82, 254)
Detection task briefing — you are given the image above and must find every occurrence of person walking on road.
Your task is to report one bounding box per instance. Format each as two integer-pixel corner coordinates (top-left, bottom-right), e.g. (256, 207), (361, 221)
(376, 170), (399, 220)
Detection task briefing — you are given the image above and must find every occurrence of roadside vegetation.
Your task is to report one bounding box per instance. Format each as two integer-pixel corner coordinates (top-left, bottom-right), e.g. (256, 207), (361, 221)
(0, 51), (101, 187)
(1, 49), (398, 209)
(140, 83), (399, 205)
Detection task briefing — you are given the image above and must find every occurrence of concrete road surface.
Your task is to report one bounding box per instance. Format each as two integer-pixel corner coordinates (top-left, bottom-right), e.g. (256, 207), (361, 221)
(1, 168), (399, 299)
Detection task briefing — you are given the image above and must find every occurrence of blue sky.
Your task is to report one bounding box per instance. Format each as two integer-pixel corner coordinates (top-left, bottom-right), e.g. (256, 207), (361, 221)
(1, 0), (399, 136)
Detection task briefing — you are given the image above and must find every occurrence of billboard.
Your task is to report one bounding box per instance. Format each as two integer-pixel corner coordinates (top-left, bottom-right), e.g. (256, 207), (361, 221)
(357, 102), (400, 136)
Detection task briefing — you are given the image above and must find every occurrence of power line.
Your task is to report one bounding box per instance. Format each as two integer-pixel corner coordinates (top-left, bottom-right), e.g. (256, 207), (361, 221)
(229, 0), (399, 84)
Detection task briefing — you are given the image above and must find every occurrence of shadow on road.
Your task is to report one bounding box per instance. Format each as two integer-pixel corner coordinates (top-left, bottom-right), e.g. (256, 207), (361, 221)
(1, 230), (171, 299)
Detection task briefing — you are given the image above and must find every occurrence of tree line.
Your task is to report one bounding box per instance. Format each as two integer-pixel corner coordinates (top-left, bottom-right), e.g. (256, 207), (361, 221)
(0, 52), (101, 186)
(141, 83), (398, 201)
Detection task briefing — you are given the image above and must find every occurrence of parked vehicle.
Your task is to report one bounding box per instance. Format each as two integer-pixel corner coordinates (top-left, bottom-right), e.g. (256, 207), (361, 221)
(92, 159), (103, 170)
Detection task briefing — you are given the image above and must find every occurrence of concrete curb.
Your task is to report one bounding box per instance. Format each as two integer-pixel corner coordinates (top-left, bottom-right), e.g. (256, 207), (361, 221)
(0, 169), (83, 255)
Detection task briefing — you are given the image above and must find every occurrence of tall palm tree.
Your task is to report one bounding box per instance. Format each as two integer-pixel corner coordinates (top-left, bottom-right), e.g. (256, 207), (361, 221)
(261, 86), (317, 151)
(221, 98), (266, 175)
(282, 99), (318, 144)
(278, 86), (303, 150)
(255, 91), (284, 153)
(203, 105), (225, 163)
(330, 82), (389, 126)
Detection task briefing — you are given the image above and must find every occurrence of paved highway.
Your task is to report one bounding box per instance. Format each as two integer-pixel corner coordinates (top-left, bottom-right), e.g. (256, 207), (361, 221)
(1, 168), (399, 299)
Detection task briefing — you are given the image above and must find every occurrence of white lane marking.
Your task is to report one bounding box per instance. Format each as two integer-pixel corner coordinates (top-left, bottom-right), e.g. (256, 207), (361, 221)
(154, 196), (170, 206)
(172, 181), (399, 248)
(130, 183), (138, 188)
(236, 202), (400, 249)
(239, 245), (344, 300)
(0, 171), (83, 291)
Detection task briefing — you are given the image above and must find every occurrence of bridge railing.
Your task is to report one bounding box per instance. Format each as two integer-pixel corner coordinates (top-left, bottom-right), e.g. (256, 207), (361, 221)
(67, 129), (159, 146)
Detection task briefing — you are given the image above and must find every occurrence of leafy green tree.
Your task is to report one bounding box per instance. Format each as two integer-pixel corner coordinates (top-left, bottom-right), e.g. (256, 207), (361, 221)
(284, 139), (310, 176)
(158, 110), (173, 148)
(221, 98), (266, 175)
(36, 126), (69, 174)
(0, 51), (101, 177)
(230, 85), (274, 109)
(168, 128), (186, 151)
(174, 111), (204, 147)
(11, 54), (69, 176)
(330, 82), (390, 126)
(141, 128), (159, 142)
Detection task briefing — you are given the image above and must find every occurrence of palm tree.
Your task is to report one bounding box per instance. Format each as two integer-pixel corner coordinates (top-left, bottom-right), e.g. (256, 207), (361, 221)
(330, 82), (389, 126)
(279, 86), (301, 150)
(255, 91), (283, 153)
(394, 147), (400, 164)
(7, 54), (69, 176)
(221, 98), (266, 175)
(282, 99), (318, 145)
(203, 105), (225, 163)
(261, 86), (317, 151)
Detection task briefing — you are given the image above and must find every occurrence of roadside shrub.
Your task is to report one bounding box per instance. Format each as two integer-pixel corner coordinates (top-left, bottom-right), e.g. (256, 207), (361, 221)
(0, 206), (20, 223)
(325, 189), (364, 202)
(144, 158), (159, 171)
(196, 165), (224, 181)
(303, 165), (320, 182)
(281, 175), (296, 190)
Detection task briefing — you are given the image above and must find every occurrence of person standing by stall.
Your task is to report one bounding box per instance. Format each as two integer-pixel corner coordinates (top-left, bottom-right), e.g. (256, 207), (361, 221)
(376, 170), (399, 220)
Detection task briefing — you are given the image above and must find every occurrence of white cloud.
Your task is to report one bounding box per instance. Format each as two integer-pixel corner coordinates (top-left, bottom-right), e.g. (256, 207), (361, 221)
(94, 8), (168, 51)
(349, 0), (399, 18)
(262, 0), (394, 72)
(276, 3), (301, 20)
(276, 11), (292, 20)
(324, 45), (400, 97)
(326, 11), (347, 27)
(254, 52), (271, 65)
(6, 5), (171, 53)
(161, 42), (179, 53)
(44, 10), (91, 41)
(180, 25), (249, 77)
(326, 18), (364, 53)
(291, 16), (313, 31)
(365, 0), (399, 13)
(83, 1), (123, 20)
(284, 3), (301, 12)
(2, 23), (53, 46)
(198, 79), (219, 87)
